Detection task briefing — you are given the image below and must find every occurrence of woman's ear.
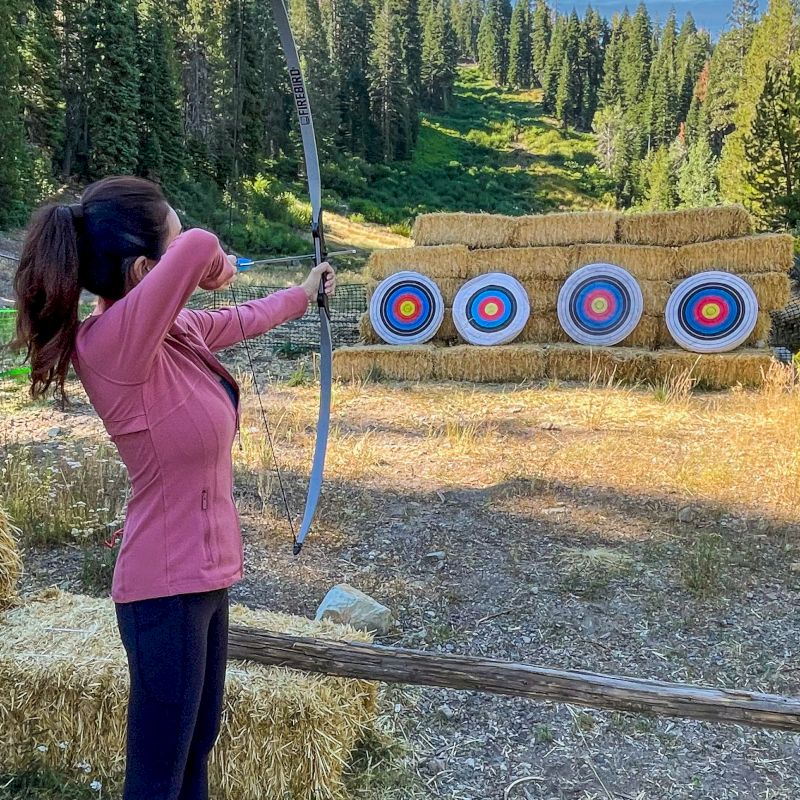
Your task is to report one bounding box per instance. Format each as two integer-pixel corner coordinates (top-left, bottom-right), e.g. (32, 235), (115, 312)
(129, 256), (151, 286)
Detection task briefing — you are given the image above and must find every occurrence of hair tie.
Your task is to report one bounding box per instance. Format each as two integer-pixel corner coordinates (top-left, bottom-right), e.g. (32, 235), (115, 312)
(68, 203), (84, 221)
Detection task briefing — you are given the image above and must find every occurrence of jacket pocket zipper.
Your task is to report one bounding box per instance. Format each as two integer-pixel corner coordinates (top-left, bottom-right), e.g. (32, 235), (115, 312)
(201, 489), (213, 561)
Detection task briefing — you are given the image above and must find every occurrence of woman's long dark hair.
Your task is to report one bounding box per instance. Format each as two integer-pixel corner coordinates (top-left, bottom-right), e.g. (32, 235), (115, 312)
(12, 176), (170, 402)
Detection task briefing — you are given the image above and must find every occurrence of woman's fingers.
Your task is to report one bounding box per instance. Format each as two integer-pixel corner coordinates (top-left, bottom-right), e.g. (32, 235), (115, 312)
(315, 261), (336, 296)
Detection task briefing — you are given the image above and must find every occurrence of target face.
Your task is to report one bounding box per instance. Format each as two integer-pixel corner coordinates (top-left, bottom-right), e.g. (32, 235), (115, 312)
(666, 271), (758, 353)
(452, 273), (530, 345)
(557, 263), (644, 346)
(369, 271), (445, 344)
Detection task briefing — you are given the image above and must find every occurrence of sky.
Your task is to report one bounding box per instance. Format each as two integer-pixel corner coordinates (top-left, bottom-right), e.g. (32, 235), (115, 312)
(558, 0), (766, 38)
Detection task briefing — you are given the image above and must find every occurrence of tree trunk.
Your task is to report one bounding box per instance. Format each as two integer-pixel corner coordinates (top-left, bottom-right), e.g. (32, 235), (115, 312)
(228, 626), (800, 732)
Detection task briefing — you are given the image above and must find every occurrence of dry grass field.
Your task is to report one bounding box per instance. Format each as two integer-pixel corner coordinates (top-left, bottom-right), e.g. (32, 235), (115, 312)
(3, 361), (800, 798)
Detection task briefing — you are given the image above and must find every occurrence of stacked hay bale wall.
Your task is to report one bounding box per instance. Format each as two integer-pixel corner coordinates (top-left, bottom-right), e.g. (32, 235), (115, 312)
(0, 588), (377, 799)
(334, 343), (774, 390)
(351, 207), (792, 388)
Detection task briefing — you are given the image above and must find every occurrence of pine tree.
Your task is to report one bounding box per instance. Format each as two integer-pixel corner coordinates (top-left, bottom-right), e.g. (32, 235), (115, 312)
(554, 55), (572, 128)
(478, 0), (511, 84)
(593, 101), (639, 205)
(508, 0), (532, 88)
(641, 145), (676, 209)
(645, 11), (678, 149)
(83, 0), (140, 178)
(19, 0), (64, 168)
(719, 0), (797, 206)
(685, 60), (710, 144)
(530, 0), (551, 87)
(675, 14), (709, 123)
(289, 0), (339, 157)
(137, 0), (184, 187)
(580, 7), (606, 130)
(323, 0), (374, 158)
(745, 62), (800, 228)
(541, 14), (566, 112)
(421, 0), (458, 110)
(369, 0), (409, 161)
(678, 136), (720, 207)
(0, 0), (27, 224)
(620, 4), (652, 114)
(396, 0), (422, 155)
(455, 0), (483, 61)
(599, 11), (627, 108)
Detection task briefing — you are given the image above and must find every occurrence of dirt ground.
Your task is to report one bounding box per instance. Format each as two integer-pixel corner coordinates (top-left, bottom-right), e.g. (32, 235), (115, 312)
(5, 349), (800, 799)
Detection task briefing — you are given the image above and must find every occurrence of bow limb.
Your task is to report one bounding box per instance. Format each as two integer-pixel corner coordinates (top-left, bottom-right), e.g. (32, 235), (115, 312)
(270, 0), (332, 555)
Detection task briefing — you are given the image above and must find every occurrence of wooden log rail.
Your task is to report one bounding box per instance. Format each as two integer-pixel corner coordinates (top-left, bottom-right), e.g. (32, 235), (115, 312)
(228, 626), (800, 732)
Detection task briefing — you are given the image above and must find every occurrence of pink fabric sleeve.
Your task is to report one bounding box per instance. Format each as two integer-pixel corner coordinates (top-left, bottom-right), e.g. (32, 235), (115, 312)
(182, 286), (310, 352)
(82, 228), (234, 382)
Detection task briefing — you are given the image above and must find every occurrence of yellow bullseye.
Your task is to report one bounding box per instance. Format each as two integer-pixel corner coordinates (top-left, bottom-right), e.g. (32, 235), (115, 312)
(484, 302), (499, 316)
(399, 300), (417, 318)
(701, 303), (721, 320)
(591, 297), (609, 313)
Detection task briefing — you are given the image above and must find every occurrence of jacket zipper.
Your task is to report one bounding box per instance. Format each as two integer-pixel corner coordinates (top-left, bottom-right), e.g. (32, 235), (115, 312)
(201, 489), (213, 561)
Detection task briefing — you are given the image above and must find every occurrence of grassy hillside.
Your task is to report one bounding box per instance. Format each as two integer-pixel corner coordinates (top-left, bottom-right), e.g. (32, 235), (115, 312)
(335, 66), (612, 232)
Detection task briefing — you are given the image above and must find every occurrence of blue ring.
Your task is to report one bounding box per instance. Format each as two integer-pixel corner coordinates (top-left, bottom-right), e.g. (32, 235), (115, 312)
(466, 287), (516, 332)
(679, 286), (743, 339)
(571, 279), (628, 334)
(381, 282), (435, 335)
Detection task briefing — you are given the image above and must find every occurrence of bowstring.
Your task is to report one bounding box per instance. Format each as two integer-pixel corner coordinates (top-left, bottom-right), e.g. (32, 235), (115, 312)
(226, 0), (296, 542)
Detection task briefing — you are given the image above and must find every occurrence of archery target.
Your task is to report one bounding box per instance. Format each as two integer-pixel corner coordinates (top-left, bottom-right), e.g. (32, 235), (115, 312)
(452, 273), (530, 345)
(665, 271), (758, 353)
(369, 271), (445, 344)
(557, 263), (644, 346)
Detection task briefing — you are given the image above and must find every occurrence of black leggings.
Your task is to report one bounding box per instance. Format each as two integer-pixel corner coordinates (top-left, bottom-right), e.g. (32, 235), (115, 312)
(115, 588), (229, 800)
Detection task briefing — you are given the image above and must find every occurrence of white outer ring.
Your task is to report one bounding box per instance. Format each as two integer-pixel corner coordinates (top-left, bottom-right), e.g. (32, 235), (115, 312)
(369, 271), (445, 345)
(557, 263), (644, 346)
(665, 271), (759, 353)
(452, 272), (531, 346)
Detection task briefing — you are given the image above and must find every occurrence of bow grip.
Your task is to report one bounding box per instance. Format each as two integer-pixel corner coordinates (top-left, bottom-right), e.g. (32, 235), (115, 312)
(312, 215), (330, 318)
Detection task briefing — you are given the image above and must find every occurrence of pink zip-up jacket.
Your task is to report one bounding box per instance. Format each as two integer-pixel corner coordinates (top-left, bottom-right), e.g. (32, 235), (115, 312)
(72, 229), (309, 603)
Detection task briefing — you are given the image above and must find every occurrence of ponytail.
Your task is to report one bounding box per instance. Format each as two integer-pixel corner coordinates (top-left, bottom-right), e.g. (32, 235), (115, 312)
(12, 204), (82, 402)
(12, 176), (169, 403)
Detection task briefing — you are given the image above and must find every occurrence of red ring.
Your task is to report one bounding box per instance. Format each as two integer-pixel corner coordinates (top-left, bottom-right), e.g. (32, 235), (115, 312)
(392, 293), (423, 323)
(692, 295), (729, 326)
(477, 295), (506, 320)
(582, 288), (616, 322)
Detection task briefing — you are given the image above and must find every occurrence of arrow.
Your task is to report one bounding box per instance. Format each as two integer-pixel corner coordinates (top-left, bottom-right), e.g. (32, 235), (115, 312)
(235, 248), (356, 271)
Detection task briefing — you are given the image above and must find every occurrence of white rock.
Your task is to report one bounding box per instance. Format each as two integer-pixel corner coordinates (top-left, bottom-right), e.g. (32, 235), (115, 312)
(315, 584), (394, 635)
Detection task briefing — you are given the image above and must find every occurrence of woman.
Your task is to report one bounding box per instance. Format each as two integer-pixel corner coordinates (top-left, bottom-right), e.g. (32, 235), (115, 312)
(12, 175), (335, 800)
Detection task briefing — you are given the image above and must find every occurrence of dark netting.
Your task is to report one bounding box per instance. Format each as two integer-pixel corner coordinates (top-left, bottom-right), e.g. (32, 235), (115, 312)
(770, 300), (800, 353)
(186, 283), (367, 354)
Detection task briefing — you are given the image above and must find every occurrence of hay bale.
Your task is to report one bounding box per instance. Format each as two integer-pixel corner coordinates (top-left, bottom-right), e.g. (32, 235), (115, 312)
(0, 589), (377, 799)
(616, 206), (753, 247)
(676, 235), (793, 278)
(366, 244), (471, 281)
(412, 213), (517, 248)
(332, 343), (773, 388)
(333, 344), (438, 382)
(573, 244), (679, 282)
(466, 246), (575, 280)
(544, 344), (657, 384)
(511, 211), (620, 247)
(435, 344), (549, 382)
(651, 350), (771, 389)
(744, 272), (792, 311)
(0, 507), (22, 610)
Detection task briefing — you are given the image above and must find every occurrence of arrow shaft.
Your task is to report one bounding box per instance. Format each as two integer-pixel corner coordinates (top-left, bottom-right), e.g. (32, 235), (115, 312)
(240, 248), (355, 268)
